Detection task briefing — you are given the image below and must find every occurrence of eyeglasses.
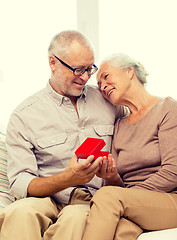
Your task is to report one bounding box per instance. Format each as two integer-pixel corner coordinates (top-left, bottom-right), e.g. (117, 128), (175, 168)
(53, 55), (98, 76)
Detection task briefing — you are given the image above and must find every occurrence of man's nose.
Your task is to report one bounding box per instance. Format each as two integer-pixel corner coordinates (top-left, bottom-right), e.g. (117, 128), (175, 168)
(79, 71), (90, 81)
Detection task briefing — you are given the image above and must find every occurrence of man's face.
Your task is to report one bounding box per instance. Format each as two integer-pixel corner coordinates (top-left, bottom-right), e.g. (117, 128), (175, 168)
(50, 42), (95, 99)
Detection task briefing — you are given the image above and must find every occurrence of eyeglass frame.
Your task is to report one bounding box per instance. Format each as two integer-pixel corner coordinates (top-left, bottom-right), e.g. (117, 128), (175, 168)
(53, 54), (98, 76)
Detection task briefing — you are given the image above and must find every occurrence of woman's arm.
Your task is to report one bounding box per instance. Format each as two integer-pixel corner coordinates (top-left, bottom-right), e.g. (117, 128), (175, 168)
(132, 99), (177, 192)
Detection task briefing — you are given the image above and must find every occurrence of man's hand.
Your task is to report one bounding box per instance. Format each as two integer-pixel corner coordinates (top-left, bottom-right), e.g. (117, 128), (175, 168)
(66, 154), (103, 185)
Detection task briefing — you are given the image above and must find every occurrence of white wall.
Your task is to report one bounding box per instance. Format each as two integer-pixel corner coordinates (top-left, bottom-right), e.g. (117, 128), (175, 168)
(98, 0), (177, 98)
(1, 0), (177, 129)
(0, 0), (77, 127)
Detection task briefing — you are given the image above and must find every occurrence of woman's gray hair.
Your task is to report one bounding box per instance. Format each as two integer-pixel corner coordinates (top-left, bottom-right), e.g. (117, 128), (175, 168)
(48, 30), (93, 59)
(102, 53), (149, 85)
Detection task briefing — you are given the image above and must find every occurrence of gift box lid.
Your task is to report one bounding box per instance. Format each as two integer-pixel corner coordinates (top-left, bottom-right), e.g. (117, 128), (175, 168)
(75, 137), (108, 159)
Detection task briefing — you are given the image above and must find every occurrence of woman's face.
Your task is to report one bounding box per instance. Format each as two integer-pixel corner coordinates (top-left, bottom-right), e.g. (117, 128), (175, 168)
(97, 63), (133, 105)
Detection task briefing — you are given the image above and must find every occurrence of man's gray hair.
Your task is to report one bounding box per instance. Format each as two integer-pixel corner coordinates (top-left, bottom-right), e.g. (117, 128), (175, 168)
(102, 53), (149, 85)
(48, 30), (93, 59)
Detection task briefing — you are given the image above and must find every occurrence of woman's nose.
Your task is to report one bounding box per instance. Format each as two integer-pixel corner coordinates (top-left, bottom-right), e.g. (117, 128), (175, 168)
(101, 84), (107, 92)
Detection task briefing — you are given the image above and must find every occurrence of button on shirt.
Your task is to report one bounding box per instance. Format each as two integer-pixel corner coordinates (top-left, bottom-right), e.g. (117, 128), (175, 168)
(6, 81), (126, 203)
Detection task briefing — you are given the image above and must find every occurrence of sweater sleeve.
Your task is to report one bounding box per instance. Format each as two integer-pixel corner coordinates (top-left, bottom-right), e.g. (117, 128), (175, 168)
(133, 98), (177, 193)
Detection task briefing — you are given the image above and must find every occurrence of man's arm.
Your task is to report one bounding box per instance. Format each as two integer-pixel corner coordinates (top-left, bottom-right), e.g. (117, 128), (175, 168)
(6, 113), (103, 199)
(27, 154), (103, 197)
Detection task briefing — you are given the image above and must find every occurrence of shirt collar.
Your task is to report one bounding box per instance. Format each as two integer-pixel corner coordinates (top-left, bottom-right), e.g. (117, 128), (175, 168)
(46, 80), (87, 105)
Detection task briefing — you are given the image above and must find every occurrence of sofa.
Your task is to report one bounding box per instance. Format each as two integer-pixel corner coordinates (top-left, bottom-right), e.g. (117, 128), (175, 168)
(0, 131), (177, 239)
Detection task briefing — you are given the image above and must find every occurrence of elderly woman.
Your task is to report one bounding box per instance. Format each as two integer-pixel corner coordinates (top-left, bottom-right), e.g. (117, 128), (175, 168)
(82, 53), (177, 240)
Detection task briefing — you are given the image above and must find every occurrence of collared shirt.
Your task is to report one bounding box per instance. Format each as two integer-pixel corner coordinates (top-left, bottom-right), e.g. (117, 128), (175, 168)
(6, 81), (126, 203)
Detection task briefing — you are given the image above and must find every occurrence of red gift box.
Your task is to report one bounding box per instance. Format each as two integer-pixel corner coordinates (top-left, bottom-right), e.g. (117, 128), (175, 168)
(75, 137), (110, 160)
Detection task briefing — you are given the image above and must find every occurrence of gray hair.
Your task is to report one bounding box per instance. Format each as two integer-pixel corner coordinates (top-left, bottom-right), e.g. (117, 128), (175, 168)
(102, 53), (149, 85)
(48, 30), (93, 59)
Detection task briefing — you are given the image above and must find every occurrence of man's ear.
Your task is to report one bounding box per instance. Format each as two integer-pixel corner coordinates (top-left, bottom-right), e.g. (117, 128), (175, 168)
(127, 67), (134, 80)
(49, 55), (57, 71)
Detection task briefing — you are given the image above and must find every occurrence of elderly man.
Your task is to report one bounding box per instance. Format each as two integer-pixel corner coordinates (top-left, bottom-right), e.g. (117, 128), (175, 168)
(0, 30), (125, 240)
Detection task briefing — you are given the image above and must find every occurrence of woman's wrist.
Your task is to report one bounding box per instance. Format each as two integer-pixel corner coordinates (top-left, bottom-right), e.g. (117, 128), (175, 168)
(105, 174), (124, 187)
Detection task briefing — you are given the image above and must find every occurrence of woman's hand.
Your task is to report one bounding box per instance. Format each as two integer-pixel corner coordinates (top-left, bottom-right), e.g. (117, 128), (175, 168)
(96, 154), (124, 187)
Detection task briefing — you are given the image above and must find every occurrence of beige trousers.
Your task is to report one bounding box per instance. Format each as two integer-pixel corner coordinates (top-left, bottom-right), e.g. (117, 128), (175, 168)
(82, 186), (177, 240)
(0, 188), (92, 240)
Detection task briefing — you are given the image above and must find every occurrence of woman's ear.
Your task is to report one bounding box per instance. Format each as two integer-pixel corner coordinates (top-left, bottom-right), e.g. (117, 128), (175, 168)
(49, 55), (57, 71)
(127, 67), (134, 80)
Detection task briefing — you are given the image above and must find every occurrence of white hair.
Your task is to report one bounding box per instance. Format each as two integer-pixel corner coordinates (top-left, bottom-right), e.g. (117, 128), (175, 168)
(102, 53), (149, 85)
(48, 30), (93, 59)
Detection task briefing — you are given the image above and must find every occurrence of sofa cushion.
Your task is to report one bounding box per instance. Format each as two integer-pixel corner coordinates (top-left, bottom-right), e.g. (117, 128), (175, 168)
(0, 132), (15, 208)
(137, 228), (177, 239)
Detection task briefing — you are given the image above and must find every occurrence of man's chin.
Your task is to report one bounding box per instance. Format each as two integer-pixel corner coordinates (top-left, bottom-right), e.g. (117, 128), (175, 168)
(65, 91), (82, 99)
(74, 87), (85, 96)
